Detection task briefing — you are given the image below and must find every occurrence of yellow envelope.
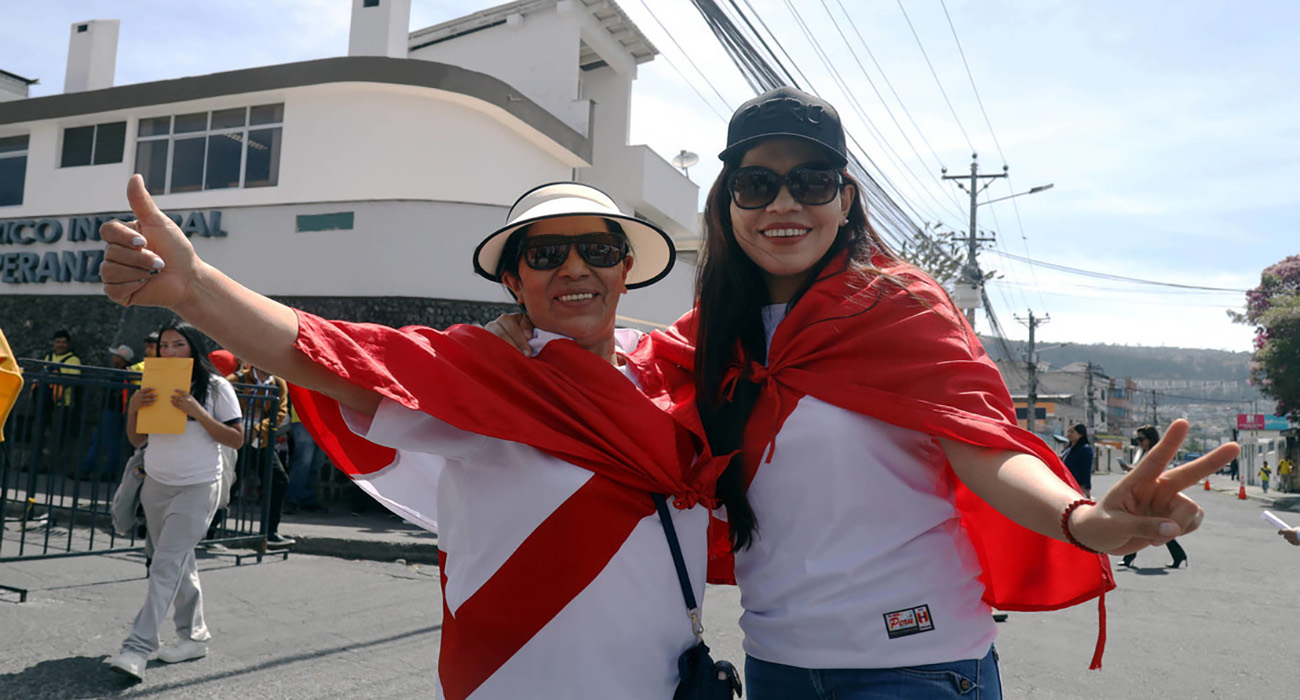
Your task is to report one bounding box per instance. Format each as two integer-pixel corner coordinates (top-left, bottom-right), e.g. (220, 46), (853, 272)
(138, 357), (193, 434)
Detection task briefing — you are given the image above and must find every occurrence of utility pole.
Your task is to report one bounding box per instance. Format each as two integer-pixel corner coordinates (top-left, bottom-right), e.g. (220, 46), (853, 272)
(942, 155), (1005, 326)
(1150, 390), (1159, 426)
(1086, 362), (1096, 431)
(1016, 310), (1049, 434)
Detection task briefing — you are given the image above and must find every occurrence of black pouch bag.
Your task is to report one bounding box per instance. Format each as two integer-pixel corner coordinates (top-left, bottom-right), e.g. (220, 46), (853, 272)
(674, 639), (742, 700)
(653, 494), (743, 700)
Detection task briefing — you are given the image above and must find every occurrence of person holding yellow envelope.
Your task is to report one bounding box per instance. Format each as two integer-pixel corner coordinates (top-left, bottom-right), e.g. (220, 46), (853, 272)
(109, 320), (243, 682)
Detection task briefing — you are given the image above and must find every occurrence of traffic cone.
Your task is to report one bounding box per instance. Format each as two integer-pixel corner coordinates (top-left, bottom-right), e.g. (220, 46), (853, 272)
(1204, 478), (1211, 491)
(1238, 483), (1248, 500)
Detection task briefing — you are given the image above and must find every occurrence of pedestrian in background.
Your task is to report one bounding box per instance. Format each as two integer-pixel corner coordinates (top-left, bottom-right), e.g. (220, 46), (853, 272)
(1260, 460), (1271, 493)
(41, 329), (83, 406)
(76, 344), (134, 479)
(284, 400), (326, 513)
(1121, 425), (1188, 569)
(129, 331), (160, 373)
(1063, 423), (1094, 498)
(1278, 457), (1292, 493)
(108, 321), (243, 682)
(30, 329), (82, 441)
(226, 362), (293, 547)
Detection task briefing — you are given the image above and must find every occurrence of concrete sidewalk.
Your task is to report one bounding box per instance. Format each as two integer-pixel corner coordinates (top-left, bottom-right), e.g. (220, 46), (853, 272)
(1200, 473), (1300, 513)
(274, 508), (440, 564)
(259, 472), (1300, 567)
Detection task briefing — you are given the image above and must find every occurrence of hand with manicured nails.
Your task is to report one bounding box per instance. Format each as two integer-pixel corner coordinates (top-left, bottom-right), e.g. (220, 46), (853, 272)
(1069, 419), (1239, 554)
(99, 174), (200, 310)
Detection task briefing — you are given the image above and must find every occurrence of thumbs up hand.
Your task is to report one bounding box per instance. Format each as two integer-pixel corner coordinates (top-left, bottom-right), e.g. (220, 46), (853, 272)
(100, 174), (200, 309)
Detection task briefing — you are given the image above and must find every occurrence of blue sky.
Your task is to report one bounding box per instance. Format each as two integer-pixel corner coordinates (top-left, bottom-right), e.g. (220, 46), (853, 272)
(4, 0), (1296, 352)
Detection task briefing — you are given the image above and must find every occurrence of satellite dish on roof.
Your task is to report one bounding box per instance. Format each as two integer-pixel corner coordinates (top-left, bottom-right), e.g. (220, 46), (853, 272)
(671, 149), (699, 177)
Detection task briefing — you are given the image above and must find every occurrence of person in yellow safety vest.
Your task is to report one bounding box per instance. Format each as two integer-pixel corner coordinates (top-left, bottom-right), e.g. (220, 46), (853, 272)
(1279, 457), (1294, 494)
(40, 329), (82, 407)
(1260, 461), (1272, 493)
(128, 331), (160, 374)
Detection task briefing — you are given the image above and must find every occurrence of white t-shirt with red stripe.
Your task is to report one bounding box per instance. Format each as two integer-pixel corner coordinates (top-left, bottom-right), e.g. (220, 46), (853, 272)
(340, 329), (709, 700)
(733, 304), (995, 669)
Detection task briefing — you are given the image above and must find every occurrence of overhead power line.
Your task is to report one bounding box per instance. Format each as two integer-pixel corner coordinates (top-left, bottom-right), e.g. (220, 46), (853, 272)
(939, 0), (1004, 165)
(988, 250), (1250, 293)
(894, 0), (975, 153)
(684, 0), (931, 255)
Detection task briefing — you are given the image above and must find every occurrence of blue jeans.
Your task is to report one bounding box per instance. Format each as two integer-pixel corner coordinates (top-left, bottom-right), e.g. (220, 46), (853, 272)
(286, 422), (325, 506)
(77, 410), (125, 477)
(746, 646), (1000, 700)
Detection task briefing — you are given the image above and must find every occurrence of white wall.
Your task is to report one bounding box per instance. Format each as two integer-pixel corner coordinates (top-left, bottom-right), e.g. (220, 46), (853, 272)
(0, 82), (578, 220)
(410, 10), (589, 134)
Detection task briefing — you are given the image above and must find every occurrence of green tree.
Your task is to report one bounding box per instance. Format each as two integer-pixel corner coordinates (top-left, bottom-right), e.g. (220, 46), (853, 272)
(1230, 255), (1300, 420)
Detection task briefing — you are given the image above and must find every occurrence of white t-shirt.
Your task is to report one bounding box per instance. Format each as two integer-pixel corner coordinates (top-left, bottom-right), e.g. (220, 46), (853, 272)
(145, 374), (241, 487)
(734, 304), (995, 669)
(341, 328), (709, 700)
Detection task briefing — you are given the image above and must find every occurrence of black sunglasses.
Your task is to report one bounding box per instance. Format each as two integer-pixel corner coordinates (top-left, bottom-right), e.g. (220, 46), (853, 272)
(519, 233), (629, 271)
(727, 165), (843, 210)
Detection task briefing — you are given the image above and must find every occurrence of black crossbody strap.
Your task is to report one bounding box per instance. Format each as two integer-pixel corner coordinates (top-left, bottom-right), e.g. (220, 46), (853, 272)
(653, 494), (703, 639)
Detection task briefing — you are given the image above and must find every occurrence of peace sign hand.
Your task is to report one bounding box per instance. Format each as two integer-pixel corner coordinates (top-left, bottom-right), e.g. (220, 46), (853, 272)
(1069, 419), (1240, 555)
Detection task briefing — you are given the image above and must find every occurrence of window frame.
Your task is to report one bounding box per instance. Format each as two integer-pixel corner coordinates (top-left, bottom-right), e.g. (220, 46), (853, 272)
(0, 134), (30, 207)
(134, 104), (283, 194)
(60, 121), (127, 168)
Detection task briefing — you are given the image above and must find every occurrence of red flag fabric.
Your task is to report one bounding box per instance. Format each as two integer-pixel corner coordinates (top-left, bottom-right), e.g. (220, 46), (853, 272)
(289, 310), (725, 508)
(637, 252), (1115, 668)
(286, 312), (728, 699)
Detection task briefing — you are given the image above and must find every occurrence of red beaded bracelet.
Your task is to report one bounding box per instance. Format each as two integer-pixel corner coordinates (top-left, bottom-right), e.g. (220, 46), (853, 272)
(1061, 498), (1099, 553)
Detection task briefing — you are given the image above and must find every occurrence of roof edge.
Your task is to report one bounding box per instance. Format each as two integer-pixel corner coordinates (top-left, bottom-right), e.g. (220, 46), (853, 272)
(0, 56), (590, 162)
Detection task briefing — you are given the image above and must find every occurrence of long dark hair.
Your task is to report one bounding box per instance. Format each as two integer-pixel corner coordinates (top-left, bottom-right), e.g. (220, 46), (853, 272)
(1071, 423), (1090, 446)
(695, 157), (898, 550)
(157, 319), (219, 414)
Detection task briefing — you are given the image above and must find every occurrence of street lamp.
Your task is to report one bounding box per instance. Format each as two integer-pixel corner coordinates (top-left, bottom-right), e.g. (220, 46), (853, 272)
(978, 183), (1054, 208)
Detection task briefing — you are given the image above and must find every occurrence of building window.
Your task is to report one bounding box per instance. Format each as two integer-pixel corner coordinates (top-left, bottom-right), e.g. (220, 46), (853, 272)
(61, 121), (126, 167)
(0, 135), (28, 207)
(134, 104), (283, 195)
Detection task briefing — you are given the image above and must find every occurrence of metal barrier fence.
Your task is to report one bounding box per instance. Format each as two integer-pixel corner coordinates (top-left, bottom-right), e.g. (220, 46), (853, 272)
(1, 359), (283, 599)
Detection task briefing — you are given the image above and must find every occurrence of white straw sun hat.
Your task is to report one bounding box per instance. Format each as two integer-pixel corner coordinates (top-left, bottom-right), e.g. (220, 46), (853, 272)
(473, 182), (675, 289)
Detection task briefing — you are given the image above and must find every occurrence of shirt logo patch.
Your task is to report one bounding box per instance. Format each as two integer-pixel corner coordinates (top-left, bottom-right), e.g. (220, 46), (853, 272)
(883, 604), (935, 639)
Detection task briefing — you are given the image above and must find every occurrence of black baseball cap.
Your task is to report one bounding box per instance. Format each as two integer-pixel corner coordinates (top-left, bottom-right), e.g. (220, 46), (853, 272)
(718, 86), (848, 167)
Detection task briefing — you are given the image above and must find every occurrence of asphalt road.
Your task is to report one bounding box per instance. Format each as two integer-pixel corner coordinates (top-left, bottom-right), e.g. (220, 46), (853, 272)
(2, 472), (1296, 699)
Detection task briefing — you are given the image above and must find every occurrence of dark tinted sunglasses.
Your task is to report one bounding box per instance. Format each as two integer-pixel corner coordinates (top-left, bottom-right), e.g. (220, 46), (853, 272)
(727, 165), (843, 209)
(519, 233), (629, 271)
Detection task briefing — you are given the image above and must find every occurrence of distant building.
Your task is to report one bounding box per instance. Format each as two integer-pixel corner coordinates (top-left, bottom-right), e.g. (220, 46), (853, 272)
(1107, 376), (1139, 433)
(995, 359), (1109, 435)
(0, 0), (699, 358)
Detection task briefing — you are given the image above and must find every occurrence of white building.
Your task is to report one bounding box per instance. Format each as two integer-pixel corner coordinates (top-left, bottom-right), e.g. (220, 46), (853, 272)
(0, 0), (698, 357)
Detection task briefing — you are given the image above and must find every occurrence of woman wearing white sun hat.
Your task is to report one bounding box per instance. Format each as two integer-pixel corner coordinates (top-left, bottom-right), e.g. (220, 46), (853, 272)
(98, 176), (728, 698)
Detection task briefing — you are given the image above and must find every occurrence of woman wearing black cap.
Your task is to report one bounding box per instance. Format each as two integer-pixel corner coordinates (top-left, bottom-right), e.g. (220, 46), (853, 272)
(644, 86), (1238, 698)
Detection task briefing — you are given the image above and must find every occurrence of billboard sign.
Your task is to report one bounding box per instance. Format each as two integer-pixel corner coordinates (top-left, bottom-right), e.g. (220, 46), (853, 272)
(1237, 414), (1266, 430)
(1264, 415), (1291, 431)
